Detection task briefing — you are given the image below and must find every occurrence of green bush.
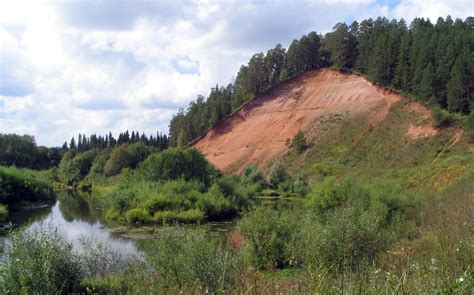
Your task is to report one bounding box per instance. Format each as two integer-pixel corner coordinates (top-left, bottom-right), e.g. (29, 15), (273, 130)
(238, 206), (297, 270)
(125, 208), (152, 224)
(0, 203), (7, 221)
(0, 166), (55, 206)
(274, 172), (309, 197)
(102, 143), (151, 177)
(197, 188), (234, 220)
(104, 144), (133, 177)
(301, 178), (425, 273)
(153, 209), (204, 224)
(268, 161), (289, 188)
(145, 229), (235, 292)
(241, 165), (266, 189)
(86, 149), (111, 182)
(103, 174), (251, 224)
(139, 148), (219, 185)
(292, 129), (307, 153)
(0, 226), (83, 294)
(58, 150), (79, 185)
(432, 105), (463, 127)
(305, 206), (388, 272)
(305, 178), (424, 227)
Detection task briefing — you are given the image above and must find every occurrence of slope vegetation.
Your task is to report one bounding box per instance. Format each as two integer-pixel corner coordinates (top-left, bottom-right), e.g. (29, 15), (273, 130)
(193, 69), (404, 172)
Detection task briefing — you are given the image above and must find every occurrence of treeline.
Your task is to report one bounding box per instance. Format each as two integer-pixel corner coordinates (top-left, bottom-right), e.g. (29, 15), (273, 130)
(325, 16), (473, 113)
(65, 131), (168, 152)
(0, 134), (62, 170)
(169, 16), (473, 146)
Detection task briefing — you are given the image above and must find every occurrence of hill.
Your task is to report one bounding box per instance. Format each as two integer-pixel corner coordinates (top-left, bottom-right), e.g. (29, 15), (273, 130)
(193, 68), (470, 174)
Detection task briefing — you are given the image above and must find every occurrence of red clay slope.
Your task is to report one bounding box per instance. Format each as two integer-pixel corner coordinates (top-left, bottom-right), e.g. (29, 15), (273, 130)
(193, 68), (403, 173)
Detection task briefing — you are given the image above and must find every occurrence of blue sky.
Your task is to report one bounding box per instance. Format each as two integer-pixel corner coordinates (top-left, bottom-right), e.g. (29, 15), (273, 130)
(0, 0), (472, 146)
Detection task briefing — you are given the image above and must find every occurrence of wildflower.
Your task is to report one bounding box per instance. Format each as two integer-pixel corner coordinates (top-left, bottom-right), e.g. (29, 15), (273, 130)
(375, 269), (380, 274)
(458, 277), (464, 283)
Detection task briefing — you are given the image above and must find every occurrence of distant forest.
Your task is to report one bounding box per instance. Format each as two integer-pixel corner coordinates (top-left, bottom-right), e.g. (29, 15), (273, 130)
(65, 131), (168, 152)
(0, 132), (168, 170)
(169, 16), (473, 146)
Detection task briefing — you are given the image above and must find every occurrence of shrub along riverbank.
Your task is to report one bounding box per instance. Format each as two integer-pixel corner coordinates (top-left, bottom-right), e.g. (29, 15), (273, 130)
(85, 148), (309, 225)
(0, 166), (55, 214)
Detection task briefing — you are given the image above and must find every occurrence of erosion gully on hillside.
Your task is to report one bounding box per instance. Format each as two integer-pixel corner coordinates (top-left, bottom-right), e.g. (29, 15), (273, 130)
(193, 68), (403, 172)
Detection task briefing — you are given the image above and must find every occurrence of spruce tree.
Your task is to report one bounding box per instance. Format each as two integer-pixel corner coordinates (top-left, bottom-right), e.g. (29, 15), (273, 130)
(418, 63), (435, 101)
(447, 55), (469, 113)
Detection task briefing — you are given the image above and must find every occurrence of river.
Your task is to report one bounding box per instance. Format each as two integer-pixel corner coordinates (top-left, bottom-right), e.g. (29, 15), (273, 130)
(1, 193), (142, 258)
(0, 193), (295, 259)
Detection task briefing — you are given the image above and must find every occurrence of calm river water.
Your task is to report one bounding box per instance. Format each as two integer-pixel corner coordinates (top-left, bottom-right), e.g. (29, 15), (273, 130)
(0, 194), (292, 259)
(1, 194), (142, 257)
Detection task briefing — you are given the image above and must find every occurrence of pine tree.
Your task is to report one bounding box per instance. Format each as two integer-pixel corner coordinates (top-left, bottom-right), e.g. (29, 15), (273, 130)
(69, 137), (76, 150)
(393, 31), (411, 91)
(418, 63), (435, 101)
(286, 39), (300, 77)
(447, 55), (470, 113)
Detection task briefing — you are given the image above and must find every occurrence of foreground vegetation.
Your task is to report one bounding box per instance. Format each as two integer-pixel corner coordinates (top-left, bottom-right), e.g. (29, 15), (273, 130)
(1, 171), (472, 294)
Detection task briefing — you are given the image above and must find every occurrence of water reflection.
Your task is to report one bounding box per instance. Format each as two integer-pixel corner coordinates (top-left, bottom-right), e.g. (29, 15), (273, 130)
(1, 193), (254, 258)
(2, 194), (140, 257)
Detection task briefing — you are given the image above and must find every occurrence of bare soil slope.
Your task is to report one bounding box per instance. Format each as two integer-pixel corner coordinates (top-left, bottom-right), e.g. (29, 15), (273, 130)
(193, 69), (403, 172)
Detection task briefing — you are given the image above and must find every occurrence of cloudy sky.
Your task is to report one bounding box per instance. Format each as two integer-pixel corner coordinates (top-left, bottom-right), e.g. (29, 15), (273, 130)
(0, 0), (472, 146)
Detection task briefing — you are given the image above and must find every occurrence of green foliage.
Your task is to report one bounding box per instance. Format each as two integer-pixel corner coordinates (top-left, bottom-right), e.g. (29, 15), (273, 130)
(305, 178), (424, 228)
(103, 175), (250, 224)
(139, 148), (218, 185)
(145, 229), (236, 292)
(241, 165), (266, 189)
(238, 207), (297, 270)
(432, 105), (464, 127)
(0, 203), (7, 221)
(0, 227), (129, 294)
(325, 22), (357, 70)
(0, 226), (83, 294)
(447, 52), (471, 113)
(104, 143), (151, 177)
(269, 162), (289, 189)
(0, 166), (55, 206)
(305, 206), (388, 272)
(58, 149), (98, 185)
(125, 208), (152, 224)
(286, 177), (424, 274)
(86, 149), (111, 183)
(153, 209), (204, 224)
(0, 134), (62, 169)
(292, 130), (307, 153)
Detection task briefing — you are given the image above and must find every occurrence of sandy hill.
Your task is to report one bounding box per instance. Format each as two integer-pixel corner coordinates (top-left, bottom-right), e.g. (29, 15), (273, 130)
(193, 68), (465, 173)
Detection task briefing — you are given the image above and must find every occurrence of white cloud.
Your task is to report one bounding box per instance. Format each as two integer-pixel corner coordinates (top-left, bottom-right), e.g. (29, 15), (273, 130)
(391, 0), (473, 22)
(0, 0), (471, 146)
